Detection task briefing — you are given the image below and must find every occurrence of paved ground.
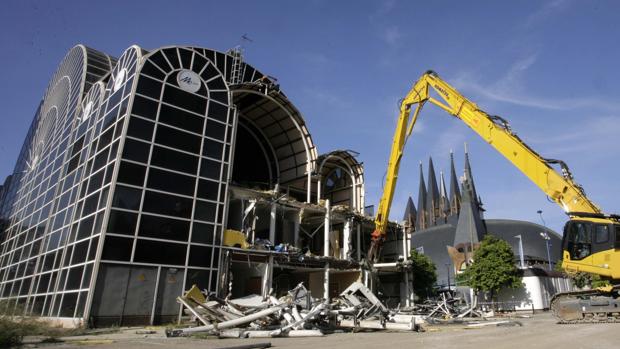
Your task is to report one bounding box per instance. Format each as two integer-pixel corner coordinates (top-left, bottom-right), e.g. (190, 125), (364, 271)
(32, 313), (620, 349)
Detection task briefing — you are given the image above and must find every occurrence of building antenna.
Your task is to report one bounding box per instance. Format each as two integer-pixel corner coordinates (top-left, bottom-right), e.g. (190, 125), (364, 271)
(241, 33), (254, 44)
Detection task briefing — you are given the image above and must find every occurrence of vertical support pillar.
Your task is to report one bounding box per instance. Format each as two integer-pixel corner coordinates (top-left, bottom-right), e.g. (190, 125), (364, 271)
(317, 179), (322, 204)
(293, 210), (300, 248)
(269, 203), (277, 244)
(324, 199), (330, 257)
(402, 229), (409, 262)
(343, 219), (351, 259)
(356, 223), (361, 261)
(403, 269), (411, 307)
(262, 255), (274, 299)
(307, 171), (312, 203)
(324, 199), (330, 301)
(324, 262), (330, 301)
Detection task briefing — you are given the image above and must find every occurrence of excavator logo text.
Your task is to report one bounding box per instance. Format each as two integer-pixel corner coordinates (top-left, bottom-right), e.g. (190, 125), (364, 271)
(433, 84), (450, 100)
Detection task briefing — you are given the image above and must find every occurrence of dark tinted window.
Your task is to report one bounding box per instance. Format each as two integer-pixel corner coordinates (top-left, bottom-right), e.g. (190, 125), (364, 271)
(191, 222), (215, 244)
(142, 191), (192, 218)
(117, 161), (146, 186)
(140, 61), (165, 80)
(200, 64), (218, 82)
(155, 125), (201, 153)
(136, 76), (163, 99)
(107, 210), (138, 235)
(194, 200), (216, 222)
(138, 214), (189, 241)
(200, 159), (221, 180)
(151, 146), (198, 174)
(205, 120), (226, 141)
(101, 236), (133, 261)
(186, 269), (210, 290)
(197, 179), (219, 200)
(147, 168), (195, 196)
(203, 138), (223, 159)
(207, 76), (226, 90)
(134, 239), (186, 265)
(76, 215), (94, 240)
(208, 102), (229, 122)
(66, 266), (83, 290)
(189, 245), (213, 267)
(122, 138), (151, 163)
(82, 193), (99, 216)
(111, 185), (142, 211)
(162, 86), (207, 115)
(595, 225), (609, 243)
(71, 240), (89, 264)
(126, 117), (154, 141)
(159, 104), (204, 133)
(149, 51), (171, 71)
(131, 95), (158, 120)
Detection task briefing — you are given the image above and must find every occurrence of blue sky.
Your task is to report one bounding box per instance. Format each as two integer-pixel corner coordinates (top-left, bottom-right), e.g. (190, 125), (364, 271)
(1, 0), (619, 235)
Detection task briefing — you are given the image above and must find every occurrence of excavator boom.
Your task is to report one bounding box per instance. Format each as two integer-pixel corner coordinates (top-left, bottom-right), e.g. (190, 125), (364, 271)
(371, 70), (620, 323)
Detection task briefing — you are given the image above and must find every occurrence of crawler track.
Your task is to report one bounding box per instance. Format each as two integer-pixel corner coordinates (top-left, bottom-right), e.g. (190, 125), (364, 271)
(551, 286), (620, 324)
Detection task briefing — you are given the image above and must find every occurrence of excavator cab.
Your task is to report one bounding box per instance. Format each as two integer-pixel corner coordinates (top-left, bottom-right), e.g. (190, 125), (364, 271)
(561, 220), (620, 278)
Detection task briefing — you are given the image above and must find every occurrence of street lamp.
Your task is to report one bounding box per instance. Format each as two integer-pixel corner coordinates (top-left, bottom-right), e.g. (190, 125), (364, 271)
(537, 210), (552, 270)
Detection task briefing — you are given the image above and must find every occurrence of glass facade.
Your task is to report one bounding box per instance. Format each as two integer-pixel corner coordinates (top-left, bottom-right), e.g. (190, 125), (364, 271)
(0, 43), (321, 326)
(0, 46), (114, 318)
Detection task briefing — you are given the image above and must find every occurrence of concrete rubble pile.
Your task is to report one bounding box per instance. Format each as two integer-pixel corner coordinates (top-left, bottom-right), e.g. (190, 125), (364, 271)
(166, 281), (422, 338)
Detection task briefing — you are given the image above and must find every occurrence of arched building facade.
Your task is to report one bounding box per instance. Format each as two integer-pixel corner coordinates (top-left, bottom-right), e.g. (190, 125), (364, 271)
(0, 44), (369, 326)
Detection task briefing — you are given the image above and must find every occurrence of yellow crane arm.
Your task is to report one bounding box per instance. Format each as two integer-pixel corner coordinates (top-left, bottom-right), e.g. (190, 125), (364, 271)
(369, 70), (601, 261)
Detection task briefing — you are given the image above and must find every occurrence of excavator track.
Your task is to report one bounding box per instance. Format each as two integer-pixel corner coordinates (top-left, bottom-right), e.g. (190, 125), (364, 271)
(550, 285), (620, 324)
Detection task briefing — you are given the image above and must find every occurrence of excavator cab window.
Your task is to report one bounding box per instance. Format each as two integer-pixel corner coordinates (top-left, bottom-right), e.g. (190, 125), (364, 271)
(615, 225), (620, 249)
(565, 221), (592, 260)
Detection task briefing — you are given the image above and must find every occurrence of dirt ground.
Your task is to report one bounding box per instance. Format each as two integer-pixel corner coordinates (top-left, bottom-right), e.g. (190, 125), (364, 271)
(36, 313), (620, 349)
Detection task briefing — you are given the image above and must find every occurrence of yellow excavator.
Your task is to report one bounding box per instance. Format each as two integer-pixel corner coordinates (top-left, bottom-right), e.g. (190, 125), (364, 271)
(369, 70), (620, 323)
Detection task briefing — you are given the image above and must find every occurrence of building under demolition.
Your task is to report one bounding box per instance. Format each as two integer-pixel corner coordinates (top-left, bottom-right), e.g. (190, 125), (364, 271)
(396, 150), (572, 309)
(0, 44), (393, 327)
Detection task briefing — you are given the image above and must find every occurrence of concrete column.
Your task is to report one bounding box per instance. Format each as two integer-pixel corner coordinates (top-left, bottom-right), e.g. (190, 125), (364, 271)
(324, 199), (330, 257)
(323, 199), (330, 302)
(402, 230), (409, 261)
(262, 255), (274, 299)
(324, 262), (330, 301)
(269, 203), (277, 244)
(293, 211), (300, 248)
(343, 219), (351, 259)
(307, 171), (312, 203)
(317, 179), (322, 204)
(356, 223), (361, 261)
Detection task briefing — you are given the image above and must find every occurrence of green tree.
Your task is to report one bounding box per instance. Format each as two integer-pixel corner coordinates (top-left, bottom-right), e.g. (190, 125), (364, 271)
(555, 259), (610, 289)
(460, 235), (522, 302)
(410, 249), (437, 299)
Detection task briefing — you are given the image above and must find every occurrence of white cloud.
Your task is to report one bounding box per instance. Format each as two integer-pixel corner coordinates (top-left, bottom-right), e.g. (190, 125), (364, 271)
(451, 55), (620, 112)
(522, 0), (571, 28)
(382, 26), (402, 46)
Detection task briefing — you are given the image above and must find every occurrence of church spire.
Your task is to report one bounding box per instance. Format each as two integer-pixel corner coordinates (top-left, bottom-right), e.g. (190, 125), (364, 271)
(416, 161), (428, 231)
(403, 196), (417, 233)
(449, 150), (461, 216)
(426, 157), (440, 227)
(463, 143), (480, 209)
(439, 170), (450, 221)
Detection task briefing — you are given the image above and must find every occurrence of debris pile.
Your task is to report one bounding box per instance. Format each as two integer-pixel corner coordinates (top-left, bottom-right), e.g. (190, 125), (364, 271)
(166, 281), (421, 338)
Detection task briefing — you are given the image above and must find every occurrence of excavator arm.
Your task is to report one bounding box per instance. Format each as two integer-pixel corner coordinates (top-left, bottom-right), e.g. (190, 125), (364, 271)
(369, 70), (603, 261)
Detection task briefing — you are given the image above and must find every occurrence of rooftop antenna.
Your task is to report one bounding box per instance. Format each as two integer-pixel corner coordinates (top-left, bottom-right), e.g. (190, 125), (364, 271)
(241, 33), (254, 43)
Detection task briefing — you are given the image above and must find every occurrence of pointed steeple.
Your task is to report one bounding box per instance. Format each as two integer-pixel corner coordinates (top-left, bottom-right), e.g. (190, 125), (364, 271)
(403, 196), (417, 232)
(453, 178), (485, 248)
(449, 150), (461, 216)
(426, 157), (440, 227)
(463, 143), (479, 207)
(439, 171), (450, 221)
(416, 162), (428, 231)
